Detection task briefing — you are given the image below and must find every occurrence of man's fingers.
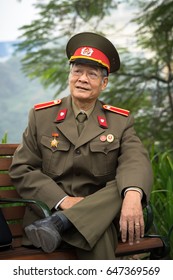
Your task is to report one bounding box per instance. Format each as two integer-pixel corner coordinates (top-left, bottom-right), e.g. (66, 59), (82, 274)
(128, 220), (135, 245)
(120, 218), (145, 244)
(139, 217), (145, 238)
(134, 222), (141, 242)
(120, 220), (127, 243)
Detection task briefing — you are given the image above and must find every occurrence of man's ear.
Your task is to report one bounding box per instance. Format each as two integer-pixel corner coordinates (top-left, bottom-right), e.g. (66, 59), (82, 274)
(101, 77), (108, 91)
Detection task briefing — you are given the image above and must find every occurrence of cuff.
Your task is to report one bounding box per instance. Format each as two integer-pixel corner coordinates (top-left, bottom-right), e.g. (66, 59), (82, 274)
(124, 187), (143, 199)
(54, 196), (69, 210)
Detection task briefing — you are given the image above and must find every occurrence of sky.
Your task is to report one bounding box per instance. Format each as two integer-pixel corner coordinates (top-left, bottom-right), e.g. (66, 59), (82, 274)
(0, 0), (36, 41)
(0, 0), (138, 47)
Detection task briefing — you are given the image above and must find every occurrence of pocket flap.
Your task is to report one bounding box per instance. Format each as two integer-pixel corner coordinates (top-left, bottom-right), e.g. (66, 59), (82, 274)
(90, 139), (120, 154)
(41, 135), (70, 152)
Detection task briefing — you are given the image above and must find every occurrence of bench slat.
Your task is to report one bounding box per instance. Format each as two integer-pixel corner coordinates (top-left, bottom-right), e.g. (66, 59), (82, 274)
(0, 174), (13, 187)
(0, 144), (18, 156)
(1, 205), (25, 220)
(0, 158), (12, 170)
(0, 247), (77, 260)
(0, 189), (21, 198)
(115, 237), (163, 257)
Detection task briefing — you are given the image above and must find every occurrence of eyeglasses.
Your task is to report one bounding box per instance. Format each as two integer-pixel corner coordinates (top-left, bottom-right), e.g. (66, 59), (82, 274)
(70, 67), (102, 80)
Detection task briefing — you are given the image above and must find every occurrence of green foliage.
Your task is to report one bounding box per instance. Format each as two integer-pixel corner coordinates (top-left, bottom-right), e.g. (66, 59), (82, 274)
(101, 49), (155, 147)
(131, 0), (173, 149)
(16, 0), (118, 94)
(15, 0), (173, 148)
(150, 147), (173, 259)
(1, 133), (8, 144)
(103, 0), (173, 150)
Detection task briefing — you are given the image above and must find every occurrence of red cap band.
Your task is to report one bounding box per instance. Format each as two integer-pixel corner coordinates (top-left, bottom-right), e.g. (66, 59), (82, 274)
(69, 46), (110, 72)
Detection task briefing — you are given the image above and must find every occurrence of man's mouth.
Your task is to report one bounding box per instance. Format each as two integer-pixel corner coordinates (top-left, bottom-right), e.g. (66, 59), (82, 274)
(76, 86), (89, 91)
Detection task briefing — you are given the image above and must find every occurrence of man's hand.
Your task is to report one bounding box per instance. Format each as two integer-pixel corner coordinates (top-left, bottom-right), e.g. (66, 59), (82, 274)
(59, 196), (84, 210)
(119, 190), (144, 245)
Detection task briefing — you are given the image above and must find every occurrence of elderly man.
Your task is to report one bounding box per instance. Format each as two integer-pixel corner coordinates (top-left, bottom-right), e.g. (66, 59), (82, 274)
(9, 32), (153, 259)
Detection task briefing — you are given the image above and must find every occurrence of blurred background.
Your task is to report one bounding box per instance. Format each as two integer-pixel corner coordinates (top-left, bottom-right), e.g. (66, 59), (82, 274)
(0, 0), (173, 259)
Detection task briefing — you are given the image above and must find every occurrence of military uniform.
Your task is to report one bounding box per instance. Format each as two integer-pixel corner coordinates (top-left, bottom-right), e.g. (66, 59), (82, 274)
(9, 32), (153, 259)
(9, 95), (153, 259)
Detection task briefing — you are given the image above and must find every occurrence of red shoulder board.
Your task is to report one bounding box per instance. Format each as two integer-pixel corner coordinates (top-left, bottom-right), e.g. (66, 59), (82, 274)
(34, 99), (61, 110)
(103, 104), (130, 117)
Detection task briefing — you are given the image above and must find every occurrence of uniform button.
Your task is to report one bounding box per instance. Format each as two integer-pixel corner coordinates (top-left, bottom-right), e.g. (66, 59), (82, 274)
(75, 149), (81, 155)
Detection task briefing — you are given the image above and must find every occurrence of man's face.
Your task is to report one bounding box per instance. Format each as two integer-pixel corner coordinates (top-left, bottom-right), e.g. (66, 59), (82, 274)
(68, 63), (108, 104)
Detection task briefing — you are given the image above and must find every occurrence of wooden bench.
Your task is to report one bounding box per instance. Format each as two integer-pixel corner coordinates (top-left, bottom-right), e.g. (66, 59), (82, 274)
(0, 143), (169, 260)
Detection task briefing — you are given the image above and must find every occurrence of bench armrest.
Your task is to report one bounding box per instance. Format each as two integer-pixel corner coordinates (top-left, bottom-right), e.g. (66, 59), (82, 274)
(0, 198), (51, 218)
(144, 202), (154, 233)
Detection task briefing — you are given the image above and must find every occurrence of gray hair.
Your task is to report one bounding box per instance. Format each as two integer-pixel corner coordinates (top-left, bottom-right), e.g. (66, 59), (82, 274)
(101, 68), (108, 77)
(70, 62), (108, 77)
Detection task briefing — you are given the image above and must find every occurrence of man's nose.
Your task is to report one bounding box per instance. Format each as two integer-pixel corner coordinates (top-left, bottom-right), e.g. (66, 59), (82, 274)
(78, 71), (88, 81)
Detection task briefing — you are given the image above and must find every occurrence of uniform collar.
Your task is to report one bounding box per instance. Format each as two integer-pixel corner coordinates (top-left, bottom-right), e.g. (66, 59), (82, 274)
(72, 98), (95, 119)
(54, 96), (108, 148)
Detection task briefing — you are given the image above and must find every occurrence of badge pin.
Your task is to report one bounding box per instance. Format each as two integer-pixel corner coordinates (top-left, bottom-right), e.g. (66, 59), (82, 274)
(107, 134), (114, 143)
(51, 133), (59, 148)
(100, 135), (107, 142)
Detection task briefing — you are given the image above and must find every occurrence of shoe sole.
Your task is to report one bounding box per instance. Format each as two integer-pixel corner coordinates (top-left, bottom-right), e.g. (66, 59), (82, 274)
(25, 224), (62, 253)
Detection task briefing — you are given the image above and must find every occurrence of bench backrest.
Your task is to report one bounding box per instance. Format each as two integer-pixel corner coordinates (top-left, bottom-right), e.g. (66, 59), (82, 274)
(0, 143), (24, 248)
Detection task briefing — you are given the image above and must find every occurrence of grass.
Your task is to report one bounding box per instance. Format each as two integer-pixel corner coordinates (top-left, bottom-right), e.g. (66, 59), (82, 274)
(150, 147), (173, 259)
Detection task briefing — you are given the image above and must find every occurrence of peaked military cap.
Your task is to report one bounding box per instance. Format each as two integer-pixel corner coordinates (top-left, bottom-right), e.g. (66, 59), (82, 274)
(66, 32), (120, 73)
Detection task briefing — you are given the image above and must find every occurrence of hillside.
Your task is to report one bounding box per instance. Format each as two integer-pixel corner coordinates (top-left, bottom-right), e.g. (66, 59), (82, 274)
(0, 54), (60, 143)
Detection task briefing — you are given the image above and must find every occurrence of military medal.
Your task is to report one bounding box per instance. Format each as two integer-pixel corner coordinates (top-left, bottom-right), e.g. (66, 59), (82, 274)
(51, 133), (59, 148)
(107, 134), (114, 143)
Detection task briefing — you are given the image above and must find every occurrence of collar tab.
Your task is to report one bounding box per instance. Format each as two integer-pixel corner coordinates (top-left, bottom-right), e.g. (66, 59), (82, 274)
(97, 116), (108, 128)
(56, 109), (68, 122)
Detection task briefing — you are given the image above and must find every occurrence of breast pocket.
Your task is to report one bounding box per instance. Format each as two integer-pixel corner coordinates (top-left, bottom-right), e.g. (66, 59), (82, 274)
(90, 139), (120, 176)
(40, 135), (70, 175)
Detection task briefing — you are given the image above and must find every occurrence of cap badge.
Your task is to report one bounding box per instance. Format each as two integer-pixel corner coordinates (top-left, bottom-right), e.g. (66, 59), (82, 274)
(107, 134), (114, 143)
(51, 133), (59, 148)
(97, 116), (108, 128)
(81, 47), (94, 57)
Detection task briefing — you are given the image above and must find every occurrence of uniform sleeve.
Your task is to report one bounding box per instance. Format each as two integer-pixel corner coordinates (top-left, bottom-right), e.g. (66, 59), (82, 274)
(113, 114), (153, 203)
(9, 108), (67, 210)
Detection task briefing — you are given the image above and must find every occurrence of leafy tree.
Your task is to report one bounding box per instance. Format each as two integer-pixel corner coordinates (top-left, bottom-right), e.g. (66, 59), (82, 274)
(102, 0), (173, 149)
(16, 0), (118, 93)
(132, 0), (173, 149)
(16, 0), (173, 149)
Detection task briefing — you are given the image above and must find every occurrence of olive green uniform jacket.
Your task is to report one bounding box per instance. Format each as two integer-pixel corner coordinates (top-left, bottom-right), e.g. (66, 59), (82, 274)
(9, 95), (153, 259)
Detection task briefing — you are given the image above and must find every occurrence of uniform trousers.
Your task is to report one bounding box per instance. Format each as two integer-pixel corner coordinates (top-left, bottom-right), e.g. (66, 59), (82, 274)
(62, 180), (122, 259)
